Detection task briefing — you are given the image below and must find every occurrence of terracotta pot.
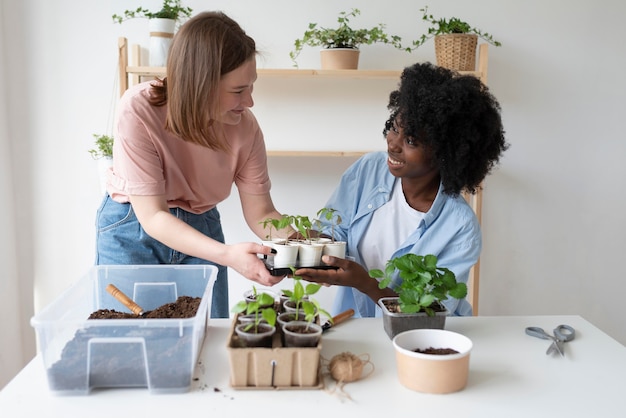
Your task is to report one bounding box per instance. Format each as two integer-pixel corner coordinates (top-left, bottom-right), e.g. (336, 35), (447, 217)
(320, 48), (360, 69)
(393, 329), (472, 394)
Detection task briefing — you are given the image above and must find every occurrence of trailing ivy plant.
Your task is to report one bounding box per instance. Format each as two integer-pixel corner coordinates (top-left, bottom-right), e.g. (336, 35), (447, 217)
(369, 253), (467, 316)
(290, 8), (407, 67)
(88, 134), (114, 159)
(409, 6), (502, 50)
(112, 0), (193, 23)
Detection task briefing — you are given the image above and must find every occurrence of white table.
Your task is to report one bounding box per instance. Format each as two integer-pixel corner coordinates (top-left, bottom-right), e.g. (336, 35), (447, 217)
(1, 315), (624, 417)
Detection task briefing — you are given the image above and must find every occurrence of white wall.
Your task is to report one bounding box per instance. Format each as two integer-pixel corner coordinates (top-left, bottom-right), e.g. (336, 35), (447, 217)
(2, 0), (626, 387)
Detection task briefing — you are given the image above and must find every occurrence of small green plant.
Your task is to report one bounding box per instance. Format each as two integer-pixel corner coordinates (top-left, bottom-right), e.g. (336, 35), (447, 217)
(88, 134), (114, 159)
(409, 6), (502, 50)
(290, 8), (407, 67)
(316, 207), (342, 242)
(112, 0), (192, 24)
(292, 215), (314, 243)
(282, 267), (332, 327)
(231, 289), (277, 333)
(260, 214), (294, 241)
(369, 254), (467, 316)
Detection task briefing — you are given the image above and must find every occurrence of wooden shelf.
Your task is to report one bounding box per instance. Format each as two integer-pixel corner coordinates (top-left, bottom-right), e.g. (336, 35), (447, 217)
(123, 66), (483, 82)
(118, 38), (487, 93)
(266, 150), (369, 157)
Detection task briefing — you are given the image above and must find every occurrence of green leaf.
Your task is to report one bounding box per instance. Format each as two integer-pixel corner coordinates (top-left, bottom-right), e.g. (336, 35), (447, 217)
(230, 300), (248, 314)
(305, 283), (321, 296)
(262, 308), (277, 327)
(257, 292), (275, 307)
(449, 282), (468, 299)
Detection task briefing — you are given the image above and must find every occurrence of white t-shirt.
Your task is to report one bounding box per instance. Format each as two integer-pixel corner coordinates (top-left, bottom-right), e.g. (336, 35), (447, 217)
(358, 178), (425, 272)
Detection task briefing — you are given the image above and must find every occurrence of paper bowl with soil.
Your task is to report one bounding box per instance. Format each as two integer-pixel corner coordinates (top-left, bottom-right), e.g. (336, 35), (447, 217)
(30, 265), (217, 395)
(392, 328), (472, 394)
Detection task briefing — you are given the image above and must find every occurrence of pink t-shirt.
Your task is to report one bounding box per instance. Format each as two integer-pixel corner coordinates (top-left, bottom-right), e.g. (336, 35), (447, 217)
(107, 82), (271, 214)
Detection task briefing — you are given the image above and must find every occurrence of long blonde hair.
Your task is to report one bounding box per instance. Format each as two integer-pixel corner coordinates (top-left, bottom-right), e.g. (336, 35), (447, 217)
(149, 11), (257, 151)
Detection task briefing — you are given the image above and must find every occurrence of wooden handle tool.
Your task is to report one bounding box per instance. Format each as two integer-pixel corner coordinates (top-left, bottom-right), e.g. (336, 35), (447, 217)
(322, 308), (355, 332)
(106, 284), (146, 316)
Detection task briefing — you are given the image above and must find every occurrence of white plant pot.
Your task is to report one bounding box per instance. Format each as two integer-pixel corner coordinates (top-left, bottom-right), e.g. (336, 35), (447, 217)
(149, 18), (176, 67)
(97, 157), (113, 195)
(297, 242), (324, 267)
(393, 329), (472, 394)
(272, 242), (299, 268)
(322, 241), (346, 259)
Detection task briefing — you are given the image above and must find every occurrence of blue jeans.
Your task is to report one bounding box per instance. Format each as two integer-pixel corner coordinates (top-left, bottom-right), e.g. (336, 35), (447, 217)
(95, 194), (229, 318)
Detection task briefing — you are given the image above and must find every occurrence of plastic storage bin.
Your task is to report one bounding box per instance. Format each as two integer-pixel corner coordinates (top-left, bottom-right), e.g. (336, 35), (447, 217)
(30, 265), (217, 395)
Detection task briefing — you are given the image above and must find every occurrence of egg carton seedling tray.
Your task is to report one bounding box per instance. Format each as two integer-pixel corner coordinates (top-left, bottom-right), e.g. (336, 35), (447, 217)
(227, 315), (323, 390)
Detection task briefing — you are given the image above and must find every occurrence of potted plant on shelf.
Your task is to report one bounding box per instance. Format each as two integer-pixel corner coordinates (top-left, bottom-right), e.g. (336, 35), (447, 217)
(88, 134), (114, 160)
(409, 5), (502, 71)
(290, 8), (408, 70)
(112, 0), (193, 67)
(369, 253), (467, 339)
(89, 134), (114, 195)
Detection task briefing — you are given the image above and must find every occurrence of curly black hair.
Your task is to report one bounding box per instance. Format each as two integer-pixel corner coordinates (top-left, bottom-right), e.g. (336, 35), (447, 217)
(383, 62), (508, 195)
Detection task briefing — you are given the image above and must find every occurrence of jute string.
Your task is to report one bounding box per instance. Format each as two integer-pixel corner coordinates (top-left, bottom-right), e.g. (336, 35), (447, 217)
(320, 352), (374, 402)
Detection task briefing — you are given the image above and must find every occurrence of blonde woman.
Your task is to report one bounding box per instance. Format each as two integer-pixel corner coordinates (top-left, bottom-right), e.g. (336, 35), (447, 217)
(96, 12), (289, 317)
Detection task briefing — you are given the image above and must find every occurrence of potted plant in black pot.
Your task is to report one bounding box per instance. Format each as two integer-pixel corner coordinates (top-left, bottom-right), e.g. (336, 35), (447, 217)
(290, 8), (408, 69)
(409, 5), (501, 71)
(369, 253), (467, 339)
(112, 0), (193, 66)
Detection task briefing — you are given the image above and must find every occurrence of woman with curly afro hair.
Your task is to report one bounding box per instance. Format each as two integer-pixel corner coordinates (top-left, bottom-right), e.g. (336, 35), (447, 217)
(296, 62), (508, 318)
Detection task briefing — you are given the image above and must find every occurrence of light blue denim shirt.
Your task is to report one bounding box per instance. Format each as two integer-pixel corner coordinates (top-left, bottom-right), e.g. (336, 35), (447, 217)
(317, 152), (480, 318)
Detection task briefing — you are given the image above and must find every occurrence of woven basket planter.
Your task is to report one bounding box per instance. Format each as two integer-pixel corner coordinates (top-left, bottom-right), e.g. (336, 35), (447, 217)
(434, 34), (478, 71)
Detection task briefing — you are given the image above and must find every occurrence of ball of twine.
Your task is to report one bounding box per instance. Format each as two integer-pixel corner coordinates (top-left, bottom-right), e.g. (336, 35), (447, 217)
(328, 352), (370, 383)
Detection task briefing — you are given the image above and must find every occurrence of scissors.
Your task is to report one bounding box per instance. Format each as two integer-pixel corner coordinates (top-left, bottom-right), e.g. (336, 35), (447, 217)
(525, 324), (576, 357)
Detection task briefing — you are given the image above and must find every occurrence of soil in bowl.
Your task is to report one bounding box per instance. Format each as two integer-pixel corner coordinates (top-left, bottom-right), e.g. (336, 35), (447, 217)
(415, 347), (459, 355)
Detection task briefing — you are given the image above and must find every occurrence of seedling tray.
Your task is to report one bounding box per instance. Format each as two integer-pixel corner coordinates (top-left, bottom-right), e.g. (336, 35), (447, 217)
(226, 316), (322, 389)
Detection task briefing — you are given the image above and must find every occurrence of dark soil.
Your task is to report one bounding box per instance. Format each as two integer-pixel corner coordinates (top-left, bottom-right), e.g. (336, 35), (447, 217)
(414, 347), (459, 355)
(47, 296), (202, 392)
(88, 296), (201, 319)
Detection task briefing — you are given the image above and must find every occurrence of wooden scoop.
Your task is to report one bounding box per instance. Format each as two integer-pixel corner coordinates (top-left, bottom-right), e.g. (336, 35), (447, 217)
(106, 284), (146, 316)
